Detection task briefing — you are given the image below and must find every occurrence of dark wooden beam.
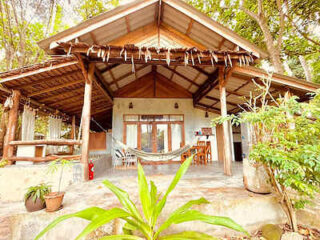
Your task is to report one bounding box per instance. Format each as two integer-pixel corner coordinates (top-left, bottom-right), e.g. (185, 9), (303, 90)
(193, 68), (219, 106)
(94, 67), (113, 103)
(163, 66), (200, 87)
(205, 96), (238, 107)
(101, 63), (120, 74)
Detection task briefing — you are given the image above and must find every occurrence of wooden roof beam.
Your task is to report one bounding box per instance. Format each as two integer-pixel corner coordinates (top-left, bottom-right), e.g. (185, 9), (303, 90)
(205, 96), (238, 107)
(163, 66), (200, 87)
(28, 79), (83, 97)
(94, 67), (114, 103)
(12, 70), (82, 90)
(186, 19), (194, 36)
(101, 63), (120, 73)
(194, 103), (222, 115)
(193, 68), (219, 105)
(109, 64), (149, 85)
(0, 60), (78, 83)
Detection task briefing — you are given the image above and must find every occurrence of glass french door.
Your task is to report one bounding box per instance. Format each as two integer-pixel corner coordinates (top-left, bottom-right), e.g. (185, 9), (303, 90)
(124, 115), (184, 154)
(141, 124), (153, 152)
(156, 124), (169, 153)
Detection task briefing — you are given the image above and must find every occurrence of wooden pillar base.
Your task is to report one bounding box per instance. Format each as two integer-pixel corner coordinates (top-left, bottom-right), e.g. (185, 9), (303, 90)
(3, 90), (21, 164)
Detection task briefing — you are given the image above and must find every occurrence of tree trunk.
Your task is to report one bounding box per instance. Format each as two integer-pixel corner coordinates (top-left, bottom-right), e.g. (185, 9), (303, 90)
(299, 56), (312, 82)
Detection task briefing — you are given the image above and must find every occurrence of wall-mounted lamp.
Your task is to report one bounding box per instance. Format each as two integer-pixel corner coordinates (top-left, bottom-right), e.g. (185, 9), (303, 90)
(129, 102), (133, 109)
(205, 111), (209, 118)
(174, 102), (179, 109)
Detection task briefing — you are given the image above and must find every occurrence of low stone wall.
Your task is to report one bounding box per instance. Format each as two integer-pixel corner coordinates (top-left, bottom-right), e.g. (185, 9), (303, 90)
(0, 162), (83, 203)
(89, 151), (112, 178)
(0, 153), (112, 203)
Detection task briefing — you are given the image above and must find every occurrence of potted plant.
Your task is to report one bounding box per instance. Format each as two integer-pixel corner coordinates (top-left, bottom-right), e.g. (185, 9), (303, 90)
(24, 183), (51, 212)
(44, 159), (72, 212)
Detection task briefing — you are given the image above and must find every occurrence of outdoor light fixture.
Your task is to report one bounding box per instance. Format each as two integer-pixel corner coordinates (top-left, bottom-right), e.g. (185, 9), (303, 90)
(174, 102), (179, 109)
(129, 102), (133, 109)
(205, 111), (209, 118)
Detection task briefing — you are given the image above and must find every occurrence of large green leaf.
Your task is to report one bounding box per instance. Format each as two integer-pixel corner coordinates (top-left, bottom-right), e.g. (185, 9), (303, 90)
(75, 208), (131, 240)
(150, 181), (158, 207)
(137, 163), (152, 223)
(103, 180), (143, 222)
(34, 207), (108, 240)
(157, 209), (249, 236)
(159, 231), (218, 240)
(152, 156), (193, 226)
(99, 235), (144, 240)
(155, 198), (209, 237)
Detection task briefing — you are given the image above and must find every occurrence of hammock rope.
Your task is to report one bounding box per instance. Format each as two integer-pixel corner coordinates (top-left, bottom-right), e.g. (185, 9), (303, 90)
(112, 137), (197, 162)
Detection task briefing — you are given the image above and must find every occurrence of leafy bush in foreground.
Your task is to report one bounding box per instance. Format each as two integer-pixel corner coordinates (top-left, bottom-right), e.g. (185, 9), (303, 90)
(35, 156), (248, 240)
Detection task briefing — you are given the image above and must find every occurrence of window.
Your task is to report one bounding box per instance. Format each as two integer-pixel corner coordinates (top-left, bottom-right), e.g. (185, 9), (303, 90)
(123, 114), (184, 154)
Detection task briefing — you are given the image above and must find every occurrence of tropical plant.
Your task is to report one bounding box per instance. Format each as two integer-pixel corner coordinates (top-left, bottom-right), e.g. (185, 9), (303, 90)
(47, 159), (73, 193)
(34, 156), (248, 240)
(0, 158), (8, 168)
(211, 79), (320, 232)
(24, 183), (51, 202)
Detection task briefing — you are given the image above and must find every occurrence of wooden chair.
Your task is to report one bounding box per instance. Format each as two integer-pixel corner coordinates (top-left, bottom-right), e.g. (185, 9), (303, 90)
(196, 145), (207, 165)
(206, 141), (212, 163)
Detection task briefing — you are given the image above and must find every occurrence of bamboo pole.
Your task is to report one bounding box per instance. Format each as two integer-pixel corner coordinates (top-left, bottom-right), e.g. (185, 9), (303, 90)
(219, 68), (233, 176)
(77, 54), (95, 181)
(3, 90), (21, 163)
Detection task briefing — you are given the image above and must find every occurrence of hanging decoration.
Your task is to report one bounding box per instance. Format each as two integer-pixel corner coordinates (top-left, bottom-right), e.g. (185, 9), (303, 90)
(59, 42), (255, 73)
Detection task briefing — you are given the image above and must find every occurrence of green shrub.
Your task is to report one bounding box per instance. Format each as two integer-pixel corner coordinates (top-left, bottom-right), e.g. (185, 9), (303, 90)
(24, 183), (51, 202)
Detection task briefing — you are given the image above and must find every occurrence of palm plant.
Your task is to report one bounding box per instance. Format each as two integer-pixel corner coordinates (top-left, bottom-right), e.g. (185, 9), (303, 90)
(35, 156), (248, 240)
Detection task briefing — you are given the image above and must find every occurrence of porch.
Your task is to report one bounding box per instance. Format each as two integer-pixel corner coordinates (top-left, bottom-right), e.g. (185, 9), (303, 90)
(1, 161), (319, 239)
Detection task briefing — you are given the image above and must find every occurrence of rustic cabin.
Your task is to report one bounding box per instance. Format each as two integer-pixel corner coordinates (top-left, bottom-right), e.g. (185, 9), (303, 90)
(0, 0), (319, 190)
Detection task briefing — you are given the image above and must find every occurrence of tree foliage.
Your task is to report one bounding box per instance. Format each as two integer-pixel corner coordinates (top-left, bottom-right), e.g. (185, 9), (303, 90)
(74, 0), (119, 21)
(211, 80), (320, 232)
(186, 0), (320, 81)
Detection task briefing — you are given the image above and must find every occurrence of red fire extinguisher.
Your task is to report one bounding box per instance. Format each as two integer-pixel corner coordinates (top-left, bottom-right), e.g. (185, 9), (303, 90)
(88, 161), (94, 180)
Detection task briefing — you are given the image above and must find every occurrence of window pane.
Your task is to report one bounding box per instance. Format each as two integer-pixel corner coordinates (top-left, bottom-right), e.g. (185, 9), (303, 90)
(155, 115), (169, 121)
(141, 124), (153, 152)
(141, 115), (154, 121)
(156, 124), (168, 153)
(126, 125), (137, 148)
(170, 115), (183, 121)
(171, 124), (182, 150)
(124, 115), (139, 121)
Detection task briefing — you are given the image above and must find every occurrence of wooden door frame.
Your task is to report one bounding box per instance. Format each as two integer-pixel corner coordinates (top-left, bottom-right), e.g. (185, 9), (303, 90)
(123, 114), (185, 153)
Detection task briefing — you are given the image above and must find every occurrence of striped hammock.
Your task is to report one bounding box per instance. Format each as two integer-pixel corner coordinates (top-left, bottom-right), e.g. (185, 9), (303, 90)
(112, 137), (196, 162)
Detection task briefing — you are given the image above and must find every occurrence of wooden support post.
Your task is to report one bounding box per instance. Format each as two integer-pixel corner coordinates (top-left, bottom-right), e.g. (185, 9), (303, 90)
(69, 116), (76, 154)
(0, 107), (9, 156)
(3, 90), (21, 163)
(219, 68), (233, 176)
(78, 55), (95, 181)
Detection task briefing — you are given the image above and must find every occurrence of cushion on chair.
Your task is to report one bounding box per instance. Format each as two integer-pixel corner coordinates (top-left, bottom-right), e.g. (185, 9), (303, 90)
(115, 149), (125, 158)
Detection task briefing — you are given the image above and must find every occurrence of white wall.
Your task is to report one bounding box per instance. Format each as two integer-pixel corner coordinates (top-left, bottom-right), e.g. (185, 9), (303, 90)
(112, 98), (219, 161)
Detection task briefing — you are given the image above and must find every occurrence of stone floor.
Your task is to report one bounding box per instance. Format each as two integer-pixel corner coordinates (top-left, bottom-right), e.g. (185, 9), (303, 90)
(0, 161), (319, 240)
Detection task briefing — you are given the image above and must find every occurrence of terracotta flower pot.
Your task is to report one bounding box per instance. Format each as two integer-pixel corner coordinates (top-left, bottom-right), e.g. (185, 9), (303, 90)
(25, 197), (46, 212)
(44, 192), (65, 212)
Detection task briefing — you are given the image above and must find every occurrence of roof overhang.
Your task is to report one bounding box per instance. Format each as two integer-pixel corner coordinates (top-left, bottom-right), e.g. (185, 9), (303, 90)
(37, 0), (268, 59)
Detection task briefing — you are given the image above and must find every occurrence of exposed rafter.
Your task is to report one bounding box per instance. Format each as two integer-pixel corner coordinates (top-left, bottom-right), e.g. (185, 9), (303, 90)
(163, 66), (200, 87)
(193, 68), (219, 106)
(94, 67), (114, 103)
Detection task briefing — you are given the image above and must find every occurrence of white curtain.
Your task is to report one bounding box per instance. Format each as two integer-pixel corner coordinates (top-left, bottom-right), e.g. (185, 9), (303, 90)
(21, 105), (35, 141)
(126, 125), (137, 148)
(171, 124), (182, 150)
(48, 116), (62, 154)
